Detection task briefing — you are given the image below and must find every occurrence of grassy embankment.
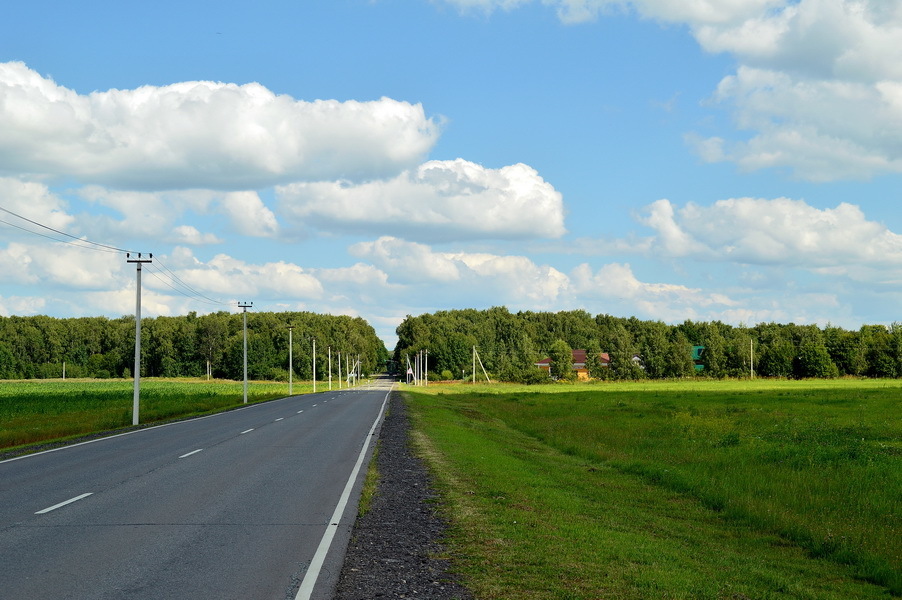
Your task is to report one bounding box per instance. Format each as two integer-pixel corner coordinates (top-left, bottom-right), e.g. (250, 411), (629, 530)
(404, 379), (901, 599)
(0, 378), (308, 450)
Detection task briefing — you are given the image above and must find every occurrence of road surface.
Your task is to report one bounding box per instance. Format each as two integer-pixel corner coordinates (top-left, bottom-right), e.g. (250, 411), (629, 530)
(0, 379), (391, 599)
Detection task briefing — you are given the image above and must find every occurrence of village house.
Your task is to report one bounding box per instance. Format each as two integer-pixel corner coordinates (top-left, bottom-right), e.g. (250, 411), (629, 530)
(534, 349), (611, 381)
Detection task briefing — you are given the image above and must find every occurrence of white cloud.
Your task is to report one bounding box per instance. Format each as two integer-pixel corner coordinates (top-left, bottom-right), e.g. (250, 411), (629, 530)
(0, 178), (74, 232)
(350, 237), (462, 283)
(317, 263), (392, 288)
(350, 236), (569, 305)
(440, 1), (902, 180)
(686, 1), (902, 180)
(157, 249), (324, 300)
(0, 61), (440, 189)
(440, 0), (784, 25)
(166, 225), (222, 246)
(637, 197), (902, 270)
(278, 159), (566, 241)
(0, 241), (124, 289)
(571, 262), (736, 321)
(219, 191), (279, 238)
(0, 295), (46, 317)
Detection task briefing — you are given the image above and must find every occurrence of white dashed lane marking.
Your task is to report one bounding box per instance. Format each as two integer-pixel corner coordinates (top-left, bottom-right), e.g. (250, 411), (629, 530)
(35, 493), (93, 515)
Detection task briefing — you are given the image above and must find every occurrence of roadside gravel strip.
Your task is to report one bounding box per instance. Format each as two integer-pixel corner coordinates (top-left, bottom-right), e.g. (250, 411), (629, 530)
(333, 391), (473, 600)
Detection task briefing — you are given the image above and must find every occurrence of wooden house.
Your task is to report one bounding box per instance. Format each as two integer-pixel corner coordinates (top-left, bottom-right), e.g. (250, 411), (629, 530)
(535, 349), (611, 381)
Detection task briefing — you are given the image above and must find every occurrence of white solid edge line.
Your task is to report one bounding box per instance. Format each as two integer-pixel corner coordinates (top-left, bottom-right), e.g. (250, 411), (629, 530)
(35, 492), (93, 515)
(178, 449), (203, 459)
(294, 390), (389, 600)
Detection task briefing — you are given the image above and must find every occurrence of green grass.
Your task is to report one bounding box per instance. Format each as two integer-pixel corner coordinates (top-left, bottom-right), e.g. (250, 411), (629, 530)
(404, 379), (901, 599)
(0, 378), (311, 450)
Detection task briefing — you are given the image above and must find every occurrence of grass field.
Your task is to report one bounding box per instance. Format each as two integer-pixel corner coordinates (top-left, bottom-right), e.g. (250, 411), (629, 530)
(404, 379), (901, 599)
(0, 378), (309, 450)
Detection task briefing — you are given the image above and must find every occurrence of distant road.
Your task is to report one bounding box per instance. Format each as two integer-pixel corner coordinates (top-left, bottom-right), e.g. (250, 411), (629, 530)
(0, 378), (392, 600)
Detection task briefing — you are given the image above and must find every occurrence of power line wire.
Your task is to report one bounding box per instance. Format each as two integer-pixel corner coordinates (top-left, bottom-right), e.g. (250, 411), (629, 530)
(0, 205), (137, 254)
(150, 258), (231, 307)
(145, 262), (233, 308)
(0, 216), (124, 254)
(1, 204), (236, 309)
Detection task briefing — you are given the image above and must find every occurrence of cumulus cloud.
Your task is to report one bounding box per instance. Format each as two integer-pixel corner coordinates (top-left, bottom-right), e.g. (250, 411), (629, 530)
(0, 61), (440, 189)
(684, 1), (902, 180)
(158, 248), (324, 299)
(571, 261), (736, 321)
(0, 241), (124, 289)
(219, 191), (279, 238)
(440, 0), (783, 25)
(441, 1), (902, 180)
(0, 295), (46, 317)
(166, 225), (222, 246)
(349, 237), (462, 283)
(637, 197), (902, 269)
(0, 178), (74, 232)
(350, 236), (569, 305)
(278, 159), (566, 242)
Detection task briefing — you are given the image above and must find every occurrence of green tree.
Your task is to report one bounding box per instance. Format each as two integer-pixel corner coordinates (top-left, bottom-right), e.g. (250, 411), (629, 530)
(548, 339), (574, 380)
(664, 331), (695, 378)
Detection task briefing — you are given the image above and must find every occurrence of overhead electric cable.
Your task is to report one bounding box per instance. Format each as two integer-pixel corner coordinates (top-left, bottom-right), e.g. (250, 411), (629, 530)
(144, 264), (232, 308)
(0, 216), (122, 254)
(0, 205), (137, 254)
(149, 258), (231, 307)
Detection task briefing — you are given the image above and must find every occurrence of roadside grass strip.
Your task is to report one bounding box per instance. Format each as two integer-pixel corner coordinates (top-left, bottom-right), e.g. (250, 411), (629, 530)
(405, 380), (900, 599)
(0, 378), (308, 450)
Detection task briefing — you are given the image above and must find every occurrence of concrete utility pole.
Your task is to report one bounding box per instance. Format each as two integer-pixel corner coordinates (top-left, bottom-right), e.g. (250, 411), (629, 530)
(312, 338), (316, 393)
(239, 302), (253, 403)
(127, 253), (152, 425)
(288, 325), (294, 395)
(328, 346), (332, 391)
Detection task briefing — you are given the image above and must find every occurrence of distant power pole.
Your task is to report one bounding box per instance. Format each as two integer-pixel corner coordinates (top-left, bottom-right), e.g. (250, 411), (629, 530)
(288, 325), (294, 396)
(127, 253), (152, 425)
(312, 338), (316, 393)
(239, 302), (253, 403)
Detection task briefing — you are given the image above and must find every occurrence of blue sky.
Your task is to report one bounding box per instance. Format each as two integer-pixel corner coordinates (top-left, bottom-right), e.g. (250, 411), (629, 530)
(2, 0), (902, 347)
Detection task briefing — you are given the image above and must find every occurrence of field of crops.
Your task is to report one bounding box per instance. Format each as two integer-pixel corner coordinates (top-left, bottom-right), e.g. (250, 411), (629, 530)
(405, 379), (902, 599)
(0, 378), (305, 450)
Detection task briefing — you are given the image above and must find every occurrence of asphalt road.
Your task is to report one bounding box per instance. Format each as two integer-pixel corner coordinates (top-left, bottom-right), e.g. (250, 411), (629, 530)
(0, 379), (391, 600)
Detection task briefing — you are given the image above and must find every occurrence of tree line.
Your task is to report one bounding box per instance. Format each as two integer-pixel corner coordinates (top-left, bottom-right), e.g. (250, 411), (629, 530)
(0, 311), (389, 381)
(394, 307), (902, 382)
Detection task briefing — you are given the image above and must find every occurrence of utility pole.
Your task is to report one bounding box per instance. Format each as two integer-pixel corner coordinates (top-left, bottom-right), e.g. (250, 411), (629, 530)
(328, 346), (332, 391)
(338, 350), (342, 389)
(127, 252), (152, 425)
(312, 338), (316, 393)
(238, 302), (253, 403)
(288, 325), (294, 395)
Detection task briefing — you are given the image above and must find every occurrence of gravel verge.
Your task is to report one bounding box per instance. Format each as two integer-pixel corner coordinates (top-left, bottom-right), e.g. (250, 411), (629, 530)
(333, 391), (473, 600)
